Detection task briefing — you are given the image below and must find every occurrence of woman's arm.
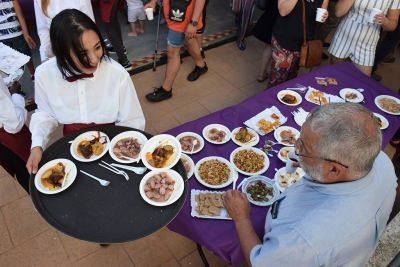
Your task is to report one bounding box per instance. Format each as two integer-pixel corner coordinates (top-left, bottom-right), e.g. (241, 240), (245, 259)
(335, 0), (356, 18)
(13, 0), (36, 49)
(278, 0), (299, 17)
(377, 9), (400, 31)
(33, 0), (51, 61)
(321, 0), (329, 10)
(81, 0), (95, 22)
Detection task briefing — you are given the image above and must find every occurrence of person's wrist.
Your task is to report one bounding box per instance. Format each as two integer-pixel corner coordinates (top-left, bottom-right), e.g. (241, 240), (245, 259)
(233, 216), (251, 225)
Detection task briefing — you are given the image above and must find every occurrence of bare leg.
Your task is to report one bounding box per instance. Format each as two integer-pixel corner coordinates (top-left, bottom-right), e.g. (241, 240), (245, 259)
(162, 45), (181, 91)
(195, 33), (203, 50)
(352, 62), (372, 77)
(139, 20), (144, 32)
(130, 22), (137, 34)
(185, 38), (205, 67)
(26, 58), (35, 76)
(258, 44), (272, 81)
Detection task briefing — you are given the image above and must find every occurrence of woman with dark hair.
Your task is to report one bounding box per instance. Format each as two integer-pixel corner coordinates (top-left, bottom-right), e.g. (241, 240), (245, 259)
(26, 9), (145, 174)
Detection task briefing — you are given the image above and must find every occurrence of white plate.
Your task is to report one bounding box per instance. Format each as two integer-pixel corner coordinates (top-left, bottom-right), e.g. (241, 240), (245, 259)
(230, 127), (259, 147)
(108, 131), (148, 163)
(140, 134), (182, 172)
(240, 176), (280, 206)
(277, 147), (295, 163)
(70, 131), (110, 162)
(34, 159), (77, 194)
(180, 154), (195, 179)
(202, 124), (231, 144)
(277, 90), (302, 106)
(274, 126), (300, 147)
(339, 88), (364, 103)
(230, 147), (269, 176)
(243, 106), (287, 136)
(373, 113), (389, 130)
(176, 132), (205, 154)
(274, 167), (305, 192)
(374, 95), (400, 115)
(139, 169), (184, 206)
(194, 156), (235, 189)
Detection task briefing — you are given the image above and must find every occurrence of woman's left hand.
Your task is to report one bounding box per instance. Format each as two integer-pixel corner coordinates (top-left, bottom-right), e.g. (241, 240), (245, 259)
(374, 13), (387, 25)
(320, 11), (329, 23)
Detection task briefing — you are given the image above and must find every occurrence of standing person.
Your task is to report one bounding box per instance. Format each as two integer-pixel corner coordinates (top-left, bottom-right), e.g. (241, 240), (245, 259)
(0, 0), (36, 84)
(144, 0), (207, 103)
(100, 0), (132, 71)
(26, 9), (145, 174)
(224, 103), (396, 266)
(267, 0), (328, 89)
(34, 0), (94, 62)
(195, 0), (209, 58)
(231, 0), (255, 50)
(127, 0), (145, 37)
(0, 79), (31, 193)
(329, 0), (400, 76)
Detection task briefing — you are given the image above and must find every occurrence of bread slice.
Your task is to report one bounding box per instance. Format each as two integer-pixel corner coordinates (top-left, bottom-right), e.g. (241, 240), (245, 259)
(208, 206), (221, 216)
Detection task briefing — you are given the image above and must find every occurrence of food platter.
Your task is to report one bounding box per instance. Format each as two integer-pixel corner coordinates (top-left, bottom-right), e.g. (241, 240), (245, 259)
(229, 147), (269, 176)
(194, 156), (236, 189)
(139, 169), (184, 206)
(277, 147), (295, 163)
(180, 153), (195, 180)
(202, 124), (231, 144)
(373, 113), (389, 130)
(240, 176), (280, 206)
(374, 95), (400, 115)
(176, 132), (205, 154)
(230, 127), (259, 147)
(339, 88), (364, 103)
(274, 167), (305, 192)
(35, 159), (77, 194)
(243, 106), (287, 136)
(108, 131), (148, 163)
(70, 131), (110, 162)
(274, 126), (300, 147)
(190, 189), (231, 220)
(277, 89), (302, 106)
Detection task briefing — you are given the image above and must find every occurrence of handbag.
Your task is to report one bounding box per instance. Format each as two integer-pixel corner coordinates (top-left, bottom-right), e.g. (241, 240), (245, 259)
(255, 0), (269, 10)
(169, 0), (192, 23)
(299, 0), (322, 68)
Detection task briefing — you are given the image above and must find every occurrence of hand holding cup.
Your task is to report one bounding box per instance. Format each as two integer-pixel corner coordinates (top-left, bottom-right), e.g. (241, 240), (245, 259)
(286, 152), (300, 173)
(369, 8), (383, 23)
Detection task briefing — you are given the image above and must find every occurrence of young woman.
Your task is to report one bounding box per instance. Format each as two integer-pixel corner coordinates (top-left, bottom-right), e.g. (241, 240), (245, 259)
(27, 9), (145, 174)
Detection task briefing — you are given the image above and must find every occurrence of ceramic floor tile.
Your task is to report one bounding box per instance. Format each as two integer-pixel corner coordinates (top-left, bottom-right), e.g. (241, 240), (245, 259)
(12, 178), (28, 198)
(159, 257), (180, 267)
(2, 196), (51, 246)
(56, 232), (100, 264)
(0, 175), (20, 207)
(73, 244), (134, 267)
(0, 166), (10, 179)
(198, 91), (238, 114)
(123, 233), (174, 267)
(0, 229), (69, 267)
(140, 96), (176, 121)
(144, 124), (158, 136)
(170, 102), (210, 125)
(0, 211), (13, 255)
(147, 113), (181, 134)
(156, 227), (196, 261)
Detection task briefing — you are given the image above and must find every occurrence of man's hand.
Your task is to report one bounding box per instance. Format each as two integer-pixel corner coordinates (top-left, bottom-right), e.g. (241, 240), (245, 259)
(9, 81), (21, 95)
(26, 146), (43, 174)
(185, 24), (197, 40)
(24, 35), (36, 49)
(224, 189), (251, 223)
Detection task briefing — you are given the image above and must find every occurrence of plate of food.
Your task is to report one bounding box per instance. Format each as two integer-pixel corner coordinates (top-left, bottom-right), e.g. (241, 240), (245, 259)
(180, 153), (195, 179)
(34, 159), (77, 194)
(176, 132), (204, 154)
(274, 126), (300, 146)
(70, 131), (109, 162)
(108, 131), (148, 163)
(231, 127), (259, 147)
(305, 87), (344, 105)
(373, 113), (389, 130)
(194, 156), (236, 189)
(190, 190), (231, 220)
(202, 124), (231, 144)
(240, 176), (280, 206)
(277, 90), (302, 106)
(141, 134), (182, 172)
(375, 95), (400, 115)
(230, 147), (269, 176)
(139, 169), (184, 206)
(277, 147), (295, 163)
(339, 88), (364, 103)
(243, 106), (287, 136)
(274, 167), (305, 192)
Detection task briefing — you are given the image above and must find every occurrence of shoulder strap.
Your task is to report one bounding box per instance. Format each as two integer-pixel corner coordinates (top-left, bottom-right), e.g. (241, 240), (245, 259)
(301, 0), (307, 46)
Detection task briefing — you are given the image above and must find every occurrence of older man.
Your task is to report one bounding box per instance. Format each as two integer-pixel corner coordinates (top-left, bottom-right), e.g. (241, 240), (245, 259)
(224, 103), (397, 266)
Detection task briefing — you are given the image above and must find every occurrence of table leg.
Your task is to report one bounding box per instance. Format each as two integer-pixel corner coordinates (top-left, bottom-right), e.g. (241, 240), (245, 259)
(196, 243), (210, 267)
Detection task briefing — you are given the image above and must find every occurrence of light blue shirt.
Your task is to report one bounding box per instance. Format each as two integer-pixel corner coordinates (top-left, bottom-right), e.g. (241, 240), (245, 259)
(250, 151), (397, 267)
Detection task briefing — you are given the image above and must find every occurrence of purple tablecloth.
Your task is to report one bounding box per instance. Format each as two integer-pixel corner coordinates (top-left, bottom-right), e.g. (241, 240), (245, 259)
(164, 62), (400, 265)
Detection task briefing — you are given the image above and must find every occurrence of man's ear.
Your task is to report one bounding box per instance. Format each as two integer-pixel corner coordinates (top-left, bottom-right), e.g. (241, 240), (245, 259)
(325, 163), (346, 183)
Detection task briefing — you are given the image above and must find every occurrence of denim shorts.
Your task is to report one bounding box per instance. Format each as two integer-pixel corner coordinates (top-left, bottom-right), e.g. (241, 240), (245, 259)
(167, 29), (186, 48)
(1, 34), (32, 57)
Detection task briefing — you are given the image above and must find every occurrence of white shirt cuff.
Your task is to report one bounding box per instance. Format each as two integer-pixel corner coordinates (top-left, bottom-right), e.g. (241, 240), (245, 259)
(31, 136), (46, 150)
(11, 93), (25, 106)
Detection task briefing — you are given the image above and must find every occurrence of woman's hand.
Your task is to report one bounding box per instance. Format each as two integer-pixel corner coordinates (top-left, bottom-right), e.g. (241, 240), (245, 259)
(374, 13), (387, 25)
(26, 146), (43, 174)
(320, 10), (329, 23)
(24, 35), (36, 49)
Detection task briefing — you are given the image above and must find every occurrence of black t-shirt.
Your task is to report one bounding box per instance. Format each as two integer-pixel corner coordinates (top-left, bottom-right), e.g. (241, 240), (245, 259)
(273, 0), (323, 52)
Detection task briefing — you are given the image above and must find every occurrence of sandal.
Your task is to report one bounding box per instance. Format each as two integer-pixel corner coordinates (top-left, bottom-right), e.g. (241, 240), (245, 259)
(127, 32), (137, 37)
(257, 72), (269, 82)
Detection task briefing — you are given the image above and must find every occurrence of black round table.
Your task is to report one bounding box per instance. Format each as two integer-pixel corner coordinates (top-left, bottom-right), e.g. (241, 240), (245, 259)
(30, 126), (188, 244)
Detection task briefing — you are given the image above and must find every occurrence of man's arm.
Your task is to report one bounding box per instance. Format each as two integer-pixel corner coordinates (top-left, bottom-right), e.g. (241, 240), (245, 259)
(185, 0), (205, 39)
(13, 0), (36, 49)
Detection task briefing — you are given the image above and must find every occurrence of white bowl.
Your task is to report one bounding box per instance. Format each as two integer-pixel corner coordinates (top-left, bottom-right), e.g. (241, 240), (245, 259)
(139, 169), (184, 206)
(277, 147), (295, 163)
(176, 132), (205, 154)
(35, 159), (77, 194)
(373, 113), (389, 130)
(70, 131), (109, 162)
(141, 134), (182, 172)
(108, 131), (148, 163)
(274, 126), (300, 147)
(230, 127), (259, 147)
(240, 176), (280, 206)
(202, 124), (231, 144)
(194, 156), (235, 189)
(374, 95), (400, 115)
(274, 167), (305, 192)
(230, 147), (269, 176)
(180, 154), (195, 180)
(277, 90), (302, 106)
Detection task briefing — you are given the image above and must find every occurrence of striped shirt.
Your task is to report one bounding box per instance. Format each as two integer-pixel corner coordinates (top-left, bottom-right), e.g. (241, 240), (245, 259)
(345, 0), (400, 25)
(0, 0), (22, 40)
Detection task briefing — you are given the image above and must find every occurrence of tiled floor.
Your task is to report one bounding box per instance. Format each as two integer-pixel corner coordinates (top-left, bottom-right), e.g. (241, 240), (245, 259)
(1, 31), (400, 267)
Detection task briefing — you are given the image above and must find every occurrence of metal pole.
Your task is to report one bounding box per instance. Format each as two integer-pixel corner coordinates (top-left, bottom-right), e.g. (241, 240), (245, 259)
(153, 2), (163, 71)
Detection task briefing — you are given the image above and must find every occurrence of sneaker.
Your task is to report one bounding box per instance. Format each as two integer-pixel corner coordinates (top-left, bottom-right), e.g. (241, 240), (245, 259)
(108, 46), (127, 55)
(322, 52), (329, 60)
(187, 62), (208, 81)
(200, 50), (205, 59)
(121, 61), (133, 71)
(371, 72), (382, 81)
(30, 74), (35, 82)
(380, 57), (396, 64)
(146, 86), (172, 102)
(323, 42), (330, 48)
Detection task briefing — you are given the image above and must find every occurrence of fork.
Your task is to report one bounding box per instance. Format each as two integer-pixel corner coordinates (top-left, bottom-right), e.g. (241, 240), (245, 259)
(99, 161), (130, 181)
(80, 170), (110, 186)
(110, 163), (147, 174)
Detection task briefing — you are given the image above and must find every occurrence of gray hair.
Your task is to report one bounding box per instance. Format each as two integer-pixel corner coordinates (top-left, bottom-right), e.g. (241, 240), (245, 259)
(304, 103), (382, 179)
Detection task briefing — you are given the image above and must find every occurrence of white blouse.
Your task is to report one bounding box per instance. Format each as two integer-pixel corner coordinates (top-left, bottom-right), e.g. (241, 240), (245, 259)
(0, 79), (27, 133)
(33, 0), (95, 61)
(30, 57), (146, 150)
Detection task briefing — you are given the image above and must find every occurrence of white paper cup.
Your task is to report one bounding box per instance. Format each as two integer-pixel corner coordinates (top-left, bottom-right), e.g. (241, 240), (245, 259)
(368, 8), (382, 23)
(286, 152), (300, 173)
(145, 8), (154, 20)
(316, 8), (327, 22)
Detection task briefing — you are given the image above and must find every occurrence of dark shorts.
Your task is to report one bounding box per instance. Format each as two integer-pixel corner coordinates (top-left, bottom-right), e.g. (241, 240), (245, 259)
(1, 34), (32, 57)
(196, 0), (209, 34)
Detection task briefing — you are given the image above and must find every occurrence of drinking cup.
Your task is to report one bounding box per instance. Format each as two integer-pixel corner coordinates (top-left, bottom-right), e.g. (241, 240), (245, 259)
(145, 8), (154, 20)
(368, 8), (382, 23)
(316, 8), (327, 22)
(286, 152), (300, 173)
